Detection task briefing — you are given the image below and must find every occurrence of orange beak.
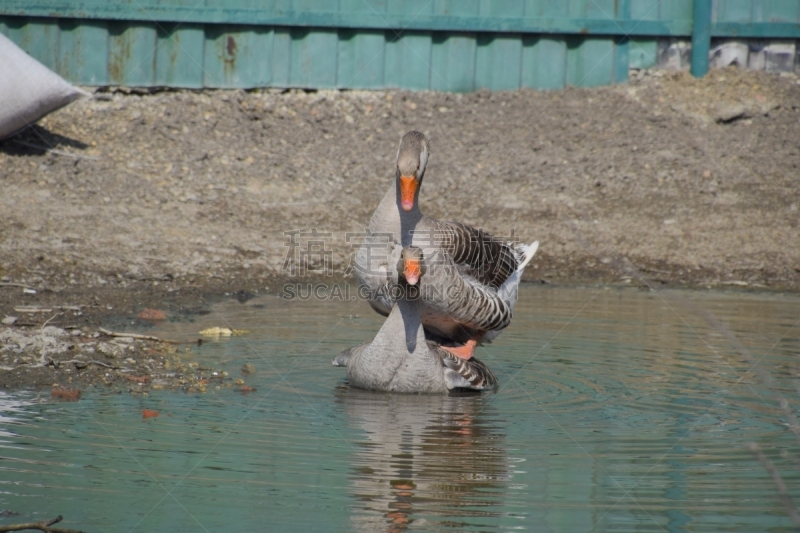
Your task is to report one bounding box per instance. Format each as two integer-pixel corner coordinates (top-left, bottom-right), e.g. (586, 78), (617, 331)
(399, 175), (418, 212)
(403, 257), (421, 285)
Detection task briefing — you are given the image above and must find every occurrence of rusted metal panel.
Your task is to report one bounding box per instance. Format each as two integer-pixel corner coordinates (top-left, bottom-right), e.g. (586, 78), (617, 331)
(0, 1), (690, 35)
(474, 0), (524, 91)
(751, 0), (799, 23)
(109, 22), (157, 86)
(4, 16), (59, 71)
(383, 32), (432, 90)
(0, 0), (798, 92)
(629, 38), (658, 68)
(629, 0), (660, 70)
(475, 35), (524, 91)
(714, 0), (755, 23)
(289, 28), (338, 89)
(659, 0), (694, 22)
(336, 30), (386, 89)
(614, 0), (632, 83)
(631, 0), (660, 21)
(521, 37), (568, 90)
(566, 37), (616, 87)
(155, 24), (205, 89)
(271, 28), (292, 87)
(57, 19), (109, 85)
(203, 25), (273, 89)
(431, 33), (478, 92)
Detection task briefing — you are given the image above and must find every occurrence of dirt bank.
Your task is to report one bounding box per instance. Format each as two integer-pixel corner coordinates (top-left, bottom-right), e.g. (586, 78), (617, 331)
(1, 67), (799, 391)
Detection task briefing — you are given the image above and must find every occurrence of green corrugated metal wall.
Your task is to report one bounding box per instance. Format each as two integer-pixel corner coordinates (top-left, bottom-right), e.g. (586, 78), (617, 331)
(0, 0), (798, 91)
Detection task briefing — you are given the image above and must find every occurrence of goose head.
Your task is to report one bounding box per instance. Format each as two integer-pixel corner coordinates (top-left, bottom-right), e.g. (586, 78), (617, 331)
(396, 246), (426, 286)
(395, 131), (430, 212)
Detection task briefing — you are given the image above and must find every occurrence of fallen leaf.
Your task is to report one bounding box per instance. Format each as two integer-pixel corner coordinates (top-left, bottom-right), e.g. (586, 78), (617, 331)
(138, 308), (167, 321)
(199, 327), (232, 337)
(127, 376), (149, 383)
(52, 388), (81, 402)
(142, 409), (160, 419)
(238, 386), (256, 394)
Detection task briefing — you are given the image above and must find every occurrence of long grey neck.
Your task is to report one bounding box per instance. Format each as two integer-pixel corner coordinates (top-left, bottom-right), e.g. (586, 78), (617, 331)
(369, 181), (422, 247)
(371, 295), (425, 356)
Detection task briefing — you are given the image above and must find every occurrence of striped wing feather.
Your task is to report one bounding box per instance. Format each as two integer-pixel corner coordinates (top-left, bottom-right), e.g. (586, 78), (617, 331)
(432, 342), (498, 391)
(433, 221), (518, 290)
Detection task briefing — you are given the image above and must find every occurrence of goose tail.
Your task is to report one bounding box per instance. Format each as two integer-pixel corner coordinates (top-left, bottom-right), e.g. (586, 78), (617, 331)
(514, 240), (539, 272)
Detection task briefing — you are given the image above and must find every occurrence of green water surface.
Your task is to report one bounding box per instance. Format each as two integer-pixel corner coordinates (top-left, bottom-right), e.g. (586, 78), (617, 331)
(1, 285), (799, 532)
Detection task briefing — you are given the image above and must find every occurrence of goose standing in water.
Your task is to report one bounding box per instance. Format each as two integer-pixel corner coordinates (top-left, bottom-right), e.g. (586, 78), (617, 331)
(354, 131), (538, 360)
(335, 247), (497, 393)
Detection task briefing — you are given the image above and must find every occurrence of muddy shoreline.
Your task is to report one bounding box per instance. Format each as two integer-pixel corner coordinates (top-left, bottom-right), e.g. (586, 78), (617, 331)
(2, 67), (799, 392)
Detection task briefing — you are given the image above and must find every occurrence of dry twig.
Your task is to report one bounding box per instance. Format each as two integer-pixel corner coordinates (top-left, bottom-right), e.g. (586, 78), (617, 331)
(11, 139), (99, 160)
(98, 327), (180, 344)
(0, 282), (37, 290)
(41, 314), (59, 329)
(0, 514), (86, 533)
(13, 305), (80, 313)
(58, 359), (116, 369)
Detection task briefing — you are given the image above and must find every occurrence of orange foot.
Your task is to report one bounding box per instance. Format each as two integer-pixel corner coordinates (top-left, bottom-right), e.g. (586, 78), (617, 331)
(442, 339), (477, 360)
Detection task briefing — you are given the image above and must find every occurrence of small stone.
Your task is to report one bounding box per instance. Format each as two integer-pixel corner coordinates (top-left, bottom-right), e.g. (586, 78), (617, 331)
(702, 170), (712, 179)
(241, 362), (256, 375)
(714, 104), (750, 123)
(97, 342), (124, 359)
(2, 316), (17, 325)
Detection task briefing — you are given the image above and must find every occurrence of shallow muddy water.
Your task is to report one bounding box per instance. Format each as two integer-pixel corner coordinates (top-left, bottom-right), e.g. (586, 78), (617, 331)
(1, 285), (799, 531)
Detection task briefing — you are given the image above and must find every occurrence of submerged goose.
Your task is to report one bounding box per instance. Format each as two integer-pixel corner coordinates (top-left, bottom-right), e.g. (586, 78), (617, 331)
(334, 247), (498, 393)
(354, 131), (538, 359)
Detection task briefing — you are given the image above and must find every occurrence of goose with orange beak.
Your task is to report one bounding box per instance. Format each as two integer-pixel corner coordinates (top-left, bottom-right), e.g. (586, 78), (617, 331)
(354, 131), (538, 362)
(399, 246), (424, 286)
(334, 247), (498, 393)
(395, 131), (428, 213)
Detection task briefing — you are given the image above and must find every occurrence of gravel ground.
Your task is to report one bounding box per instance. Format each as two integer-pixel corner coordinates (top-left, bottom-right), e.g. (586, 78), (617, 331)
(1, 66), (799, 391)
(0, 324), (228, 394)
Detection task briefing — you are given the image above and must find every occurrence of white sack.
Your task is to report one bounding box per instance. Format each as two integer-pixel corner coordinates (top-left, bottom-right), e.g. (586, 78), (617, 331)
(0, 32), (88, 139)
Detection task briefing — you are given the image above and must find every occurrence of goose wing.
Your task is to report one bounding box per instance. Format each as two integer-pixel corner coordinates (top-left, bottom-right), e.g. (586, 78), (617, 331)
(428, 220), (522, 290)
(420, 248), (512, 334)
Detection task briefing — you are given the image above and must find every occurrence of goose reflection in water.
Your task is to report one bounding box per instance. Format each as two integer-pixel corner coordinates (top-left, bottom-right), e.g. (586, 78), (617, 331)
(335, 388), (510, 532)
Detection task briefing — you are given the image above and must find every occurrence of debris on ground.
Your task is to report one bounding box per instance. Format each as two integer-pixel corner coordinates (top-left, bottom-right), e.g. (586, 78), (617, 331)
(0, 323), (239, 393)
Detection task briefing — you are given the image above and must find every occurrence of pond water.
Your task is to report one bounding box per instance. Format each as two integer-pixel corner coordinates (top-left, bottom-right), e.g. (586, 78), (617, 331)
(1, 285), (799, 532)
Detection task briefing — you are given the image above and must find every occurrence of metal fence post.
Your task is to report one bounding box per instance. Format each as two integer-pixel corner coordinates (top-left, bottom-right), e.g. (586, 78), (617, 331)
(691, 0), (711, 77)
